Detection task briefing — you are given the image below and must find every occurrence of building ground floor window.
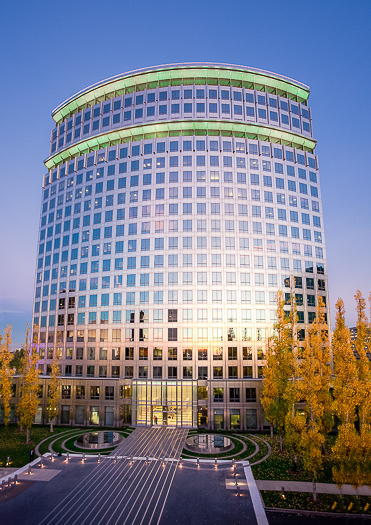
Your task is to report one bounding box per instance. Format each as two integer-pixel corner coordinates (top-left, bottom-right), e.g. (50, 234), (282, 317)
(214, 409), (224, 430)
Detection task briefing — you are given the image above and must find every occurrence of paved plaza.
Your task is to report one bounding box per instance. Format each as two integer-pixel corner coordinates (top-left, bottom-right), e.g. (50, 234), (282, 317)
(0, 428), (260, 525)
(0, 428), (368, 525)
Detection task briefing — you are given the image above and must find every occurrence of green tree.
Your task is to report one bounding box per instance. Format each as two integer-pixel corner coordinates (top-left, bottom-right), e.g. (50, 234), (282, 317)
(0, 325), (15, 425)
(331, 298), (360, 486)
(261, 288), (297, 452)
(299, 297), (332, 501)
(17, 325), (41, 444)
(9, 347), (25, 373)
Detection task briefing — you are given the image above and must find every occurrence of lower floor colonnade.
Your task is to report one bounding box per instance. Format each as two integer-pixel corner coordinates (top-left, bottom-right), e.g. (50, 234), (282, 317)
(2, 376), (275, 431)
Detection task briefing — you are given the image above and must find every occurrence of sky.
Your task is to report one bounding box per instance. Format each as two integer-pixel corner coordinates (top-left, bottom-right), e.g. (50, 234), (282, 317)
(0, 0), (370, 348)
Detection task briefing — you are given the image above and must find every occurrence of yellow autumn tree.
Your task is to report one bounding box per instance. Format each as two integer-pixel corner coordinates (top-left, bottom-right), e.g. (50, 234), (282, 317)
(299, 297), (332, 501)
(17, 325), (41, 444)
(47, 351), (61, 432)
(0, 325), (15, 425)
(353, 291), (371, 487)
(331, 298), (360, 486)
(261, 288), (297, 452)
(284, 351), (305, 473)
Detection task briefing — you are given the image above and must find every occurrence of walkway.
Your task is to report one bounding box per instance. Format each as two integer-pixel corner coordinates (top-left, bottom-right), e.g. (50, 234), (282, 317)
(39, 427), (187, 525)
(257, 479), (371, 496)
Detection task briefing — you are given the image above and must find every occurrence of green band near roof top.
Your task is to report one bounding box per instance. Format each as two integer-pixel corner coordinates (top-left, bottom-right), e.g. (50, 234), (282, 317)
(44, 120), (316, 170)
(52, 65), (310, 124)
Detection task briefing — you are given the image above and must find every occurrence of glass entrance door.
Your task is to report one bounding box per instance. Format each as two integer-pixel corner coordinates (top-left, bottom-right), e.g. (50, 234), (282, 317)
(152, 406), (163, 426)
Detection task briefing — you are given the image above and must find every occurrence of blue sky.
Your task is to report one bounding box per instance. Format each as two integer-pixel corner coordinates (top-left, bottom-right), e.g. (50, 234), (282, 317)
(0, 0), (370, 348)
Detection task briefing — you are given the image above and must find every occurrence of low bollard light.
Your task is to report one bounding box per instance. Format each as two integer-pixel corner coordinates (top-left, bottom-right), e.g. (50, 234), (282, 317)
(66, 452), (70, 462)
(82, 453), (85, 463)
(28, 465), (31, 475)
(51, 451), (54, 462)
(197, 457), (200, 467)
(14, 474), (18, 485)
(6, 457), (10, 467)
(98, 453), (101, 463)
(214, 458), (218, 468)
(115, 454), (118, 463)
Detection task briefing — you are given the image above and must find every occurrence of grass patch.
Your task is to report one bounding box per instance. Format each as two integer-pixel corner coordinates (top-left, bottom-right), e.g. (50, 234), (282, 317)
(0, 425), (133, 466)
(262, 491), (371, 515)
(0, 425), (67, 467)
(37, 429), (82, 456)
(252, 436), (333, 483)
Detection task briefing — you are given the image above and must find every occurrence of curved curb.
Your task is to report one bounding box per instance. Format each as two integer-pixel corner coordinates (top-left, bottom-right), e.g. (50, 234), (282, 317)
(181, 434), (263, 463)
(235, 434), (260, 460)
(247, 435), (272, 466)
(47, 431), (84, 454)
(59, 431), (131, 455)
(181, 435), (247, 461)
(35, 430), (83, 457)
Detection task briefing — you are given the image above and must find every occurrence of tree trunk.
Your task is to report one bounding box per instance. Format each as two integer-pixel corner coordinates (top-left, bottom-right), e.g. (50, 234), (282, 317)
(50, 420), (53, 433)
(270, 425), (274, 439)
(279, 435), (283, 453)
(26, 428), (30, 444)
(312, 477), (317, 502)
(322, 442), (326, 454)
(293, 454), (297, 472)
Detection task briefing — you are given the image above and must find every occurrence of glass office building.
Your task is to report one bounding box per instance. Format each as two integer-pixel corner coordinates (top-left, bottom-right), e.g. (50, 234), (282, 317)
(31, 63), (329, 429)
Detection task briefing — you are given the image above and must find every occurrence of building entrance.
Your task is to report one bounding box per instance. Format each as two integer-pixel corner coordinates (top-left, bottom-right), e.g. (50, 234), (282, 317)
(132, 380), (197, 428)
(152, 405), (177, 426)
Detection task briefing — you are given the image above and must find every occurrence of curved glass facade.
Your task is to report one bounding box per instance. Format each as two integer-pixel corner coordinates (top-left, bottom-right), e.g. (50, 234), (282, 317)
(32, 63), (328, 429)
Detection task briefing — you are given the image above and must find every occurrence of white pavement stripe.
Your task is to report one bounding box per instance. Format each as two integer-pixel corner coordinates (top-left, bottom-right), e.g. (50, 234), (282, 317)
(116, 429), (181, 525)
(242, 461), (269, 525)
(77, 428), (168, 525)
(136, 431), (184, 525)
(152, 432), (187, 525)
(40, 427), (153, 525)
(95, 430), (172, 525)
(122, 441), (176, 524)
(95, 428), (178, 525)
(150, 431), (187, 525)
(40, 428), (187, 525)
(39, 458), (110, 525)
